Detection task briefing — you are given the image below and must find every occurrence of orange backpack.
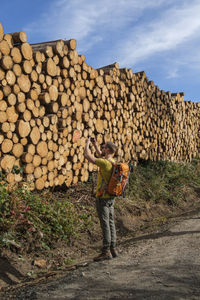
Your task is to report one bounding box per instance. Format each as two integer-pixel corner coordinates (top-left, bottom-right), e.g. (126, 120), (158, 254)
(97, 161), (130, 197)
(107, 162), (130, 197)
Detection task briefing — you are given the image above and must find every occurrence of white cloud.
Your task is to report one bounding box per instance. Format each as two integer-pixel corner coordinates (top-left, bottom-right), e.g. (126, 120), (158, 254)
(20, 0), (200, 102)
(24, 0), (200, 79)
(24, 0), (167, 46)
(118, 0), (200, 66)
(166, 67), (179, 79)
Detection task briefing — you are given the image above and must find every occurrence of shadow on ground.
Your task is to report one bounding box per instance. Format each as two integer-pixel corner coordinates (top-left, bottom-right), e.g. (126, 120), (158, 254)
(0, 257), (24, 285)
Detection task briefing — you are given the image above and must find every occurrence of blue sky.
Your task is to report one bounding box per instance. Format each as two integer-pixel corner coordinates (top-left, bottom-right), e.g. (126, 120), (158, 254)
(1, 0), (200, 102)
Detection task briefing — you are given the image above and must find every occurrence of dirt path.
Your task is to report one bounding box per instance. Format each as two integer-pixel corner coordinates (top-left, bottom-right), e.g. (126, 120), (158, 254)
(2, 210), (200, 300)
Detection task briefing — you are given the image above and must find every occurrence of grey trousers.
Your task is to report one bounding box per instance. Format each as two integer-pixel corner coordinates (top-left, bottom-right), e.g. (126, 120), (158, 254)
(96, 198), (116, 249)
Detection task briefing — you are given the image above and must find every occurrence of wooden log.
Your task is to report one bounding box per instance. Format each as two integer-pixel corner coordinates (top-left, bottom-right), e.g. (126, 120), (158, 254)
(20, 42), (33, 60)
(58, 92), (68, 106)
(33, 50), (42, 63)
(32, 154), (41, 167)
(17, 120), (31, 137)
(29, 88), (38, 101)
(1, 55), (13, 70)
(53, 54), (60, 64)
(46, 102), (59, 113)
(34, 166), (43, 179)
(12, 143), (24, 157)
(48, 85), (58, 101)
(0, 100), (7, 111)
(1, 139), (13, 153)
(94, 118), (104, 133)
(24, 163), (34, 174)
(97, 62), (119, 71)
(45, 58), (57, 76)
(42, 116), (50, 128)
(3, 34), (13, 49)
(0, 67), (5, 80)
(3, 33), (14, 49)
(13, 63), (22, 76)
(17, 92), (26, 104)
(9, 31), (27, 44)
(0, 155), (16, 171)
(10, 47), (22, 63)
(0, 111), (7, 123)
(63, 39), (76, 50)
(16, 102), (26, 113)
(36, 141), (48, 157)
(20, 137), (28, 146)
(0, 22), (4, 42)
(17, 74), (31, 93)
(1, 121), (10, 133)
(32, 42), (55, 57)
(6, 70), (16, 86)
(31, 39), (65, 55)
(6, 173), (15, 184)
(27, 144), (35, 155)
(30, 126), (41, 145)
(32, 106), (39, 117)
(61, 56), (70, 68)
(0, 90), (3, 101)
(65, 170), (73, 187)
(3, 85), (12, 96)
(23, 60), (32, 74)
(39, 92), (51, 104)
(0, 39), (10, 55)
(7, 106), (18, 122)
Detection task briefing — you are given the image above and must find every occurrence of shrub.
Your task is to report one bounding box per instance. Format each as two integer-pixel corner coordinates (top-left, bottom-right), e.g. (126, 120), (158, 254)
(127, 159), (200, 206)
(0, 186), (94, 251)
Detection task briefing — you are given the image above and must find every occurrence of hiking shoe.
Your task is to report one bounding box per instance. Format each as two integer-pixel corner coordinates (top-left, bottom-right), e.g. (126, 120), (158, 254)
(110, 247), (118, 258)
(93, 249), (112, 262)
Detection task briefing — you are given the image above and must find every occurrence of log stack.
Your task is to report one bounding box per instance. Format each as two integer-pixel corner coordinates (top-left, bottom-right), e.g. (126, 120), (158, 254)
(0, 22), (199, 190)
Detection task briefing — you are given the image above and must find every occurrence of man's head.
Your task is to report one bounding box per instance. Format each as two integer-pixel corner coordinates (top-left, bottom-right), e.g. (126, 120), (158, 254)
(101, 141), (117, 157)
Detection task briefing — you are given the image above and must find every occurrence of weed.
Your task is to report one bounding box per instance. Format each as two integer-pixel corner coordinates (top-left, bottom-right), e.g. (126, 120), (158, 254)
(127, 159), (200, 206)
(64, 258), (76, 265)
(0, 183), (95, 252)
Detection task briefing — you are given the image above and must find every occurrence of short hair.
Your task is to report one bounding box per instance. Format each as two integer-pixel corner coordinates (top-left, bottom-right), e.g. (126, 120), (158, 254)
(105, 141), (117, 154)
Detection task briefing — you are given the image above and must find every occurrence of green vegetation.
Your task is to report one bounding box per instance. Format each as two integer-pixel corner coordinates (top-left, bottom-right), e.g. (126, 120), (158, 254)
(0, 184), (94, 252)
(0, 159), (200, 256)
(128, 159), (200, 206)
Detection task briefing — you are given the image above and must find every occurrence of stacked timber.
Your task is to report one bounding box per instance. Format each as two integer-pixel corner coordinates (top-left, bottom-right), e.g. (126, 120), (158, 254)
(0, 21), (199, 190)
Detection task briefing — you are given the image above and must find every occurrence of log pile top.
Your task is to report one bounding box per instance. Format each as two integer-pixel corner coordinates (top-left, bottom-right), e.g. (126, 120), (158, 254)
(0, 21), (199, 190)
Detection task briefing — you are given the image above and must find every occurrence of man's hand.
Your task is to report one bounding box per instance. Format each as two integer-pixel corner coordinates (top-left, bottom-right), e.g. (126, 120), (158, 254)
(91, 138), (102, 157)
(91, 137), (96, 145)
(84, 138), (96, 164)
(86, 137), (91, 145)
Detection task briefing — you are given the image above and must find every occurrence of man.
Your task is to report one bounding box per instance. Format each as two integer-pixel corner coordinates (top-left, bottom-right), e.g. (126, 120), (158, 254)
(84, 138), (118, 261)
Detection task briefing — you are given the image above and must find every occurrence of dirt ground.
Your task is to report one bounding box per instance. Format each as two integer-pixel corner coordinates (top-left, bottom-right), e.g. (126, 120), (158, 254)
(1, 202), (200, 300)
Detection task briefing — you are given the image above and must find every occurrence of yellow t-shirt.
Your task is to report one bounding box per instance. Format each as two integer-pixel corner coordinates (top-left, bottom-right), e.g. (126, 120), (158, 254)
(95, 158), (114, 199)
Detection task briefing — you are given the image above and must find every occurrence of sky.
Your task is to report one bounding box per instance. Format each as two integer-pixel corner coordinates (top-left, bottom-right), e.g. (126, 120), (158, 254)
(1, 0), (200, 103)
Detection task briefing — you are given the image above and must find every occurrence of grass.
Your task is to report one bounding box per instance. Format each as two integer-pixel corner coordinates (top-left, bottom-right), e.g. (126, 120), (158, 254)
(127, 159), (200, 206)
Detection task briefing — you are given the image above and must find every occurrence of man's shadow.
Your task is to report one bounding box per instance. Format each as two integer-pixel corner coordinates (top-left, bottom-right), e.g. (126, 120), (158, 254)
(0, 256), (24, 285)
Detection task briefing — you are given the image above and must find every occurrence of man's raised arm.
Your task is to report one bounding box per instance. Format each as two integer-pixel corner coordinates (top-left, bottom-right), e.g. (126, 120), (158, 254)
(84, 138), (96, 164)
(91, 138), (102, 157)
